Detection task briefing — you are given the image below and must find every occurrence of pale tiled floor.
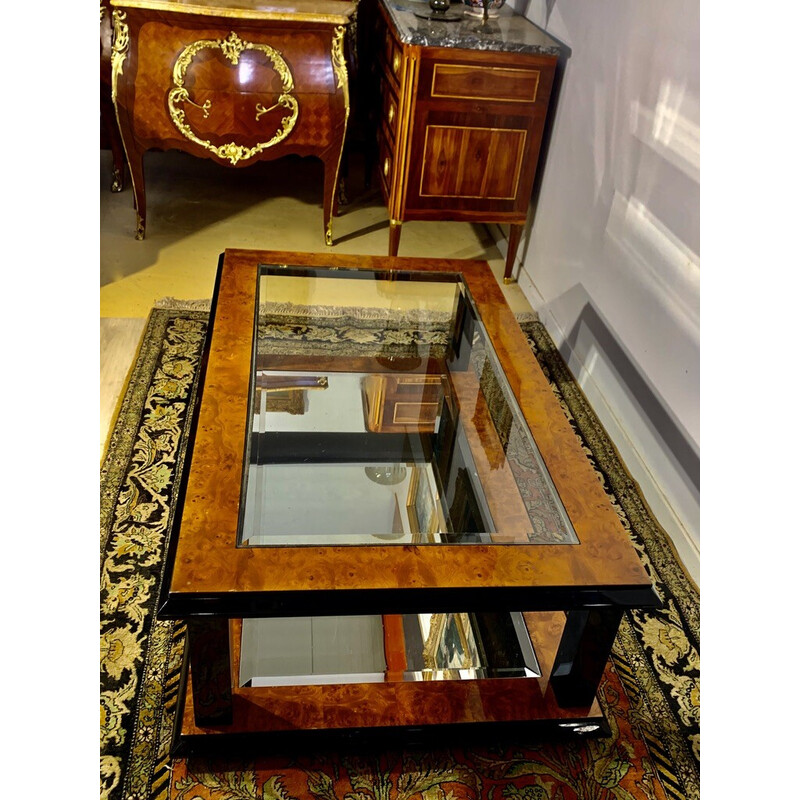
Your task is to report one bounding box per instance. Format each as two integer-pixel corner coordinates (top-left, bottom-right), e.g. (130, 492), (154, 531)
(100, 148), (534, 456)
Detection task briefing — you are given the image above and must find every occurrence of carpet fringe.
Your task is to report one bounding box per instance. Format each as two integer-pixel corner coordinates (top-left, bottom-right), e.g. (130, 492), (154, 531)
(154, 297), (540, 324)
(154, 297), (211, 311)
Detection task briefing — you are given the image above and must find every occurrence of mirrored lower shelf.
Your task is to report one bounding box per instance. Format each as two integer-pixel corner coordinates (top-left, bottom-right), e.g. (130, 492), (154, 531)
(173, 611), (607, 754)
(239, 611), (540, 687)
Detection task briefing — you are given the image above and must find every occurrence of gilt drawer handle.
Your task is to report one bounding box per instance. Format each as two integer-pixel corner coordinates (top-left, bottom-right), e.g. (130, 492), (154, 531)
(392, 53), (401, 75)
(388, 104), (395, 125)
(167, 31), (298, 166)
(384, 158), (391, 176)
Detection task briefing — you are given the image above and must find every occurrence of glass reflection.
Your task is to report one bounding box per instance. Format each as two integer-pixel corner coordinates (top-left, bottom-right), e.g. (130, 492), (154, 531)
(239, 611), (540, 687)
(238, 266), (578, 546)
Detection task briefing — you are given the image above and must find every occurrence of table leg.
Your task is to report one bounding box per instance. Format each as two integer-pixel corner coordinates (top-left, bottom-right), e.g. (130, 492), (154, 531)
(389, 220), (402, 256)
(323, 148), (343, 247)
(101, 97), (126, 193)
(503, 223), (524, 283)
(550, 607), (623, 708)
(126, 143), (147, 241)
(187, 618), (233, 725)
(337, 139), (350, 209)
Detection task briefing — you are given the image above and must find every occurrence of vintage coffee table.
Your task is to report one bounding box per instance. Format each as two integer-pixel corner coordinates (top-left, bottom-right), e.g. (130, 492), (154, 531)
(158, 249), (659, 754)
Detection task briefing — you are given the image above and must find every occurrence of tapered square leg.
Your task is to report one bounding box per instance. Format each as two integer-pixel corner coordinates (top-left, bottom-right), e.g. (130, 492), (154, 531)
(503, 224), (524, 283)
(389, 221), (402, 256)
(187, 618), (233, 726)
(550, 607), (623, 707)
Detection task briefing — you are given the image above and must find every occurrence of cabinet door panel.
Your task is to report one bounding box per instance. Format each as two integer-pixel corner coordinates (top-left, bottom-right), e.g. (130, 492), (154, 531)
(403, 107), (548, 216)
(419, 125), (527, 201)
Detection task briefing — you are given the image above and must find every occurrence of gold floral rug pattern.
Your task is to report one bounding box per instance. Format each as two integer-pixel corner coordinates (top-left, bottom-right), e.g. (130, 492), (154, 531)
(100, 308), (699, 800)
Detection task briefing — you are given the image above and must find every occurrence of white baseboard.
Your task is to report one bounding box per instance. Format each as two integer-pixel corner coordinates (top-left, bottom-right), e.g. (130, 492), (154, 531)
(527, 295), (700, 584)
(487, 223), (699, 581)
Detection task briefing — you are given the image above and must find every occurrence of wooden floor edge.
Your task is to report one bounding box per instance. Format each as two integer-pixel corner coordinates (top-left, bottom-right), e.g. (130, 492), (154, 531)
(100, 316), (152, 466)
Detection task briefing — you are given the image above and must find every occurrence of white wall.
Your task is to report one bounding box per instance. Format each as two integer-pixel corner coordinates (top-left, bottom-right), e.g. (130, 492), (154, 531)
(509, 0), (700, 579)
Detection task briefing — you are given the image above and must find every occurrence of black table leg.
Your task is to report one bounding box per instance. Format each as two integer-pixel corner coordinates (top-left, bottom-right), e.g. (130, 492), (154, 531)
(550, 607), (623, 708)
(187, 618), (233, 725)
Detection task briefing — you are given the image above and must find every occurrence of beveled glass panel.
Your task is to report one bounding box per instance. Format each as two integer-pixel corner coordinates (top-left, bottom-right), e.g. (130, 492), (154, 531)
(237, 265), (578, 545)
(239, 611), (540, 687)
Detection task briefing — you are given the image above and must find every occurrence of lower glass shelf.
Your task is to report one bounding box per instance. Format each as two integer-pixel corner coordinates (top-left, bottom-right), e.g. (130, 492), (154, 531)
(239, 611), (540, 687)
(172, 611), (607, 755)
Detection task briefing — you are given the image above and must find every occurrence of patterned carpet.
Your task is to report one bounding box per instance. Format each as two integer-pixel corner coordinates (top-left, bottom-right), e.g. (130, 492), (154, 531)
(100, 307), (699, 800)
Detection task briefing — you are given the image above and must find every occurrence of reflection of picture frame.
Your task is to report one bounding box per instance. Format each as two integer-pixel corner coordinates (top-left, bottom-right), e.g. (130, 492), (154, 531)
(362, 374), (446, 433)
(254, 374), (328, 415)
(392, 494), (404, 535)
(444, 468), (488, 542)
(406, 466), (441, 542)
(255, 374), (329, 391)
(257, 388), (306, 415)
(422, 613), (476, 670)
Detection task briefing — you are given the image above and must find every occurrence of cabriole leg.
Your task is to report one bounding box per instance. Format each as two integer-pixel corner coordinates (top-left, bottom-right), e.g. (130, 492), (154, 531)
(126, 145), (147, 240)
(101, 102), (126, 193)
(323, 151), (341, 247)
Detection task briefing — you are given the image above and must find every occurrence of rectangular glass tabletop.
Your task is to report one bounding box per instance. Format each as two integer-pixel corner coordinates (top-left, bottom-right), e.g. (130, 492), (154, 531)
(239, 265), (579, 547)
(162, 250), (656, 617)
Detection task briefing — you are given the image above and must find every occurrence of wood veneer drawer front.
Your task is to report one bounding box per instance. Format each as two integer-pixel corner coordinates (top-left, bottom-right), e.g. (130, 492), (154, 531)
(377, 129), (394, 200)
(429, 63), (541, 104)
(380, 76), (400, 141)
(121, 21), (340, 148)
(383, 28), (404, 83)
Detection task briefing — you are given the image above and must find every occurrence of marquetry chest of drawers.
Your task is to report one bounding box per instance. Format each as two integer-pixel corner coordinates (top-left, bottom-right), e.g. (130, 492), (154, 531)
(109, 0), (355, 244)
(366, 0), (565, 281)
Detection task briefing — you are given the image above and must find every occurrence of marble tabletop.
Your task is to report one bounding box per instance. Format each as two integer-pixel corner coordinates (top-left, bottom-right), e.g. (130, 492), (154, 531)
(379, 0), (563, 56)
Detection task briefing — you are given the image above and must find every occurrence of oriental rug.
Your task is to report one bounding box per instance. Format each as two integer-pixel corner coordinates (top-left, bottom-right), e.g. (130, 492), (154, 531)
(100, 306), (699, 800)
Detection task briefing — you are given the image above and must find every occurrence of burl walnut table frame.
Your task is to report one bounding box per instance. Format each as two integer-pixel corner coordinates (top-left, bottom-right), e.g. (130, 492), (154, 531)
(158, 249), (659, 754)
(109, 0), (355, 244)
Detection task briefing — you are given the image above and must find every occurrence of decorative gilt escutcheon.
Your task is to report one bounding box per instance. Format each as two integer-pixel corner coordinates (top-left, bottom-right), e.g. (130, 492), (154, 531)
(168, 32), (299, 165)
